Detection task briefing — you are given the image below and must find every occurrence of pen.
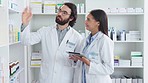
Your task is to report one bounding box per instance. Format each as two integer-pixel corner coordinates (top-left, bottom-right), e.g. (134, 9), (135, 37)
(66, 40), (69, 44)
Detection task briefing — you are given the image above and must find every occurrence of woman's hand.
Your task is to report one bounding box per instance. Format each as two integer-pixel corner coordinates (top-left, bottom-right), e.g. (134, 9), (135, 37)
(70, 55), (90, 66)
(69, 55), (78, 62)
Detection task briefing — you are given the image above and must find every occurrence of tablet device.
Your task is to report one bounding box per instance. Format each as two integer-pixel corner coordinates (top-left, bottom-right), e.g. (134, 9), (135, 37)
(67, 52), (80, 55)
(67, 52), (85, 58)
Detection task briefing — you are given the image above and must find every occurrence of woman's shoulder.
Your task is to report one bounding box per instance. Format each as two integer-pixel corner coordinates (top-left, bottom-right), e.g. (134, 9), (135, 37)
(101, 33), (113, 43)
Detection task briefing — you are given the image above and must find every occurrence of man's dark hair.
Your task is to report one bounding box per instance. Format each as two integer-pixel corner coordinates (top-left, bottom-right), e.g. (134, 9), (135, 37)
(64, 3), (77, 27)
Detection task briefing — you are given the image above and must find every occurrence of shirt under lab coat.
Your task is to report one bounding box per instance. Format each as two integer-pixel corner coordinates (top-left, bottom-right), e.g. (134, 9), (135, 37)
(73, 31), (114, 83)
(21, 25), (83, 83)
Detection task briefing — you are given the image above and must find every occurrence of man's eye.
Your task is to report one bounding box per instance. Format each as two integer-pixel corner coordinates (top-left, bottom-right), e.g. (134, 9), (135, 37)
(63, 11), (68, 14)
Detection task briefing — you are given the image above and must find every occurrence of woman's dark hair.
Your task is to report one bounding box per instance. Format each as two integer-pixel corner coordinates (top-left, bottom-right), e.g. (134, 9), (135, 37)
(90, 9), (108, 36)
(64, 3), (77, 27)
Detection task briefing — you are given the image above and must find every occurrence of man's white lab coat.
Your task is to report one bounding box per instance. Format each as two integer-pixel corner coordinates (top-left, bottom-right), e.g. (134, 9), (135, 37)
(21, 25), (83, 83)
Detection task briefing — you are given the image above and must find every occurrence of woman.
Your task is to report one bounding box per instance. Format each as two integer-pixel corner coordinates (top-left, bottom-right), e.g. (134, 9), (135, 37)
(70, 9), (114, 83)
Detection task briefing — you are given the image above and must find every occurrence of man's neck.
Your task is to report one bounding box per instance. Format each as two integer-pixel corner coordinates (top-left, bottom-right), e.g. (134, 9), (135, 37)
(57, 24), (69, 30)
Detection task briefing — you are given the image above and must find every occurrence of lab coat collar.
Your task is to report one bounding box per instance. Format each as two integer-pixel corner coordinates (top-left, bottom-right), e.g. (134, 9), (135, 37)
(50, 25), (73, 50)
(84, 31), (104, 54)
(56, 24), (70, 31)
(59, 26), (73, 48)
(86, 31), (104, 44)
(55, 25), (73, 48)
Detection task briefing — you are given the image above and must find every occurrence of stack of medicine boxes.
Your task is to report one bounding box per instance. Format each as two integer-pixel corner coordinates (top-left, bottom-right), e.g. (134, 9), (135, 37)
(31, 52), (41, 67)
(131, 52), (143, 66)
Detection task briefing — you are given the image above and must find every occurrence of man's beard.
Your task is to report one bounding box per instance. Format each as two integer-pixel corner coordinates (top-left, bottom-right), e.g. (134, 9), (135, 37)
(55, 16), (70, 25)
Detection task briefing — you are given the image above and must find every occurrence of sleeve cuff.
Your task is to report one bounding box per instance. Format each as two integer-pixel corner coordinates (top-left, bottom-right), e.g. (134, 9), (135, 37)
(21, 23), (27, 32)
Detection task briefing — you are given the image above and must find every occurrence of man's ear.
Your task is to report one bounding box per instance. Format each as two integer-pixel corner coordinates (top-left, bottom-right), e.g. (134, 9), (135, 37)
(69, 16), (74, 21)
(97, 22), (100, 25)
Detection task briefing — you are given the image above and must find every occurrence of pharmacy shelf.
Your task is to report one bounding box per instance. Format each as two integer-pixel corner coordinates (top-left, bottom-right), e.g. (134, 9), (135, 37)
(33, 13), (86, 15)
(9, 8), (20, 13)
(0, 44), (8, 48)
(10, 68), (24, 79)
(30, 66), (40, 68)
(30, 66), (144, 68)
(114, 41), (144, 43)
(114, 66), (143, 68)
(9, 41), (21, 46)
(107, 13), (144, 15)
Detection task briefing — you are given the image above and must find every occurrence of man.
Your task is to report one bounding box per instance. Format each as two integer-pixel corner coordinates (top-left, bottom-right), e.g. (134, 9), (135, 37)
(21, 3), (83, 83)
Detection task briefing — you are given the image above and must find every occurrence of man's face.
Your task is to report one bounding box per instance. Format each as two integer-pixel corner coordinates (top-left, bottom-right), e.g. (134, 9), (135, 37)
(55, 5), (72, 25)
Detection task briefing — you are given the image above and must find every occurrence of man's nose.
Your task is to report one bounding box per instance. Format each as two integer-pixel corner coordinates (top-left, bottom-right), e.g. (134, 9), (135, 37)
(58, 12), (63, 16)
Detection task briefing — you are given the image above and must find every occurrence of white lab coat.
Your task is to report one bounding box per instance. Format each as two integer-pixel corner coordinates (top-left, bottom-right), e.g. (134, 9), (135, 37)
(21, 25), (83, 83)
(73, 31), (114, 83)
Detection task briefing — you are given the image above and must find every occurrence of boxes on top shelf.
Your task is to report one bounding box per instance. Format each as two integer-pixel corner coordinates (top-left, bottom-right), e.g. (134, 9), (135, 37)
(100, 8), (144, 14)
(135, 8), (144, 13)
(118, 8), (127, 13)
(43, 1), (56, 14)
(127, 8), (135, 13)
(30, 0), (42, 14)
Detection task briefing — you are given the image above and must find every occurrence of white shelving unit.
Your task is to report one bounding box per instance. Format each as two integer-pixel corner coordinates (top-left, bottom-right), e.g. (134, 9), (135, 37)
(107, 13), (144, 15)
(9, 41), (21, 45)
(86, 0), (148, 82)
(0, 0), (148, 83)
(1, 0), (147, 83)
(0, 0), (27, 83)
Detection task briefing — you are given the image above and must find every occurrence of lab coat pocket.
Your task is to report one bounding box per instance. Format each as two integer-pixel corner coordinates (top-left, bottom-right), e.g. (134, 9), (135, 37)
(88, 52), (100, 63)
(86, 74), (97, 83)
(62, 52), (72, 67)
(62, 66), (74, 83)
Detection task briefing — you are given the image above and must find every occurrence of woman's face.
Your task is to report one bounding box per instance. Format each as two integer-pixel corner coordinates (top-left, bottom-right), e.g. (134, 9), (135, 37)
(85, 14), (100, 32)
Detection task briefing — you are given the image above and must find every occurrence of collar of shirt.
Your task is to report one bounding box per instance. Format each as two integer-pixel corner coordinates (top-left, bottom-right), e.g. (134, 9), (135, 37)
(56, 25), (70, 32)
(56, 25), (70, 45)
(86, 31), (100, 45)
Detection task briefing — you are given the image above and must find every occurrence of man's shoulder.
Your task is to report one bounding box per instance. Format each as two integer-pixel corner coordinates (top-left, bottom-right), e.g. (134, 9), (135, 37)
(70, 28), (83, 40)
(39, 25), (55, 31)
(70, 28), (81, 36)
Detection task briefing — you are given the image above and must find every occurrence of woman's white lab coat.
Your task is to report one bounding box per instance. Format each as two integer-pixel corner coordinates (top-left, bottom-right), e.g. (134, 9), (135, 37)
(21, 25), (83, 83)
(73, 31), (114, 83)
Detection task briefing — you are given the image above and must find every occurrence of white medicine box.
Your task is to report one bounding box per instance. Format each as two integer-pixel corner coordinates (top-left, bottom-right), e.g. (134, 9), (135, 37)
(44, 1), (56, 14)
(30, 0), (42, 14)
